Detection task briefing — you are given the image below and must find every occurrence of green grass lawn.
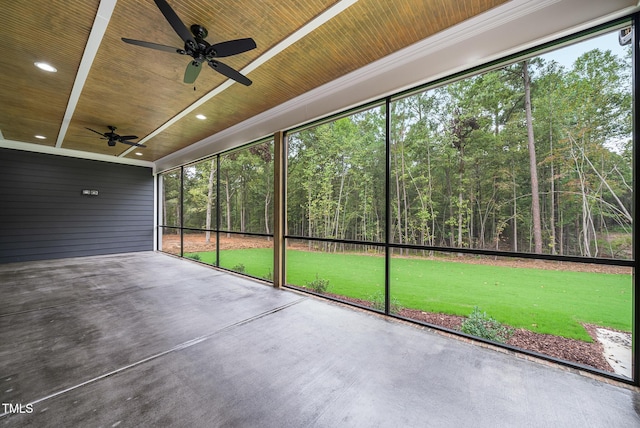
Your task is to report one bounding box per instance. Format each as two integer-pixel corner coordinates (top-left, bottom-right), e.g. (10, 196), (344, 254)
(185, 248), (632, 341)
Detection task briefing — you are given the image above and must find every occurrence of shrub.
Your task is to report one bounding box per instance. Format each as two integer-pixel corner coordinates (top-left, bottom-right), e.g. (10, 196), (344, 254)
(186, 253), (201, 261)
(368, 291), (401, 314)
(460, 306), (513, 343)
(306, 274), (329, 294)
(601, 234), (632, 258)
(262, 270), (274, 281)
(232, 263), (246, 273)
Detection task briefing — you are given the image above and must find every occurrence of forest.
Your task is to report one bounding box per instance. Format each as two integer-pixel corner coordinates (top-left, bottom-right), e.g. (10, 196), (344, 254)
(161, 34), (633, 260)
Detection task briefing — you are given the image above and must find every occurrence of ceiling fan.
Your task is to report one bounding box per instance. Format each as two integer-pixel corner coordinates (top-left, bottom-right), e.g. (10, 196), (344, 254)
(86, 126), (146, 148)
(121, 0), (257, 85)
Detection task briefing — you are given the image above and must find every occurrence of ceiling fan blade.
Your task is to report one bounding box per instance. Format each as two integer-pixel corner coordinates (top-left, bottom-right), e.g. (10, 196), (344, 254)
(154, 0), (196, 45)
(119, 140), (147, 148)
(184, 61), (203, 84)
(118, 135), (139, 141)
(86, 127), (106, 137)
(208, 38), (257, 58)
(208, 60), (252, 86)
(121, 38), (181, 54)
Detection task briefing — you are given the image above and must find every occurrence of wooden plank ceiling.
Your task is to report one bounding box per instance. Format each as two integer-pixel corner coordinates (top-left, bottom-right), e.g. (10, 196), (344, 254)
(0, 0), (507, 162)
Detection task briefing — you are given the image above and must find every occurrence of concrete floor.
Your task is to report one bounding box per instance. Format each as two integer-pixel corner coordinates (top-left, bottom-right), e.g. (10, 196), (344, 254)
(0, 252), (638, 427)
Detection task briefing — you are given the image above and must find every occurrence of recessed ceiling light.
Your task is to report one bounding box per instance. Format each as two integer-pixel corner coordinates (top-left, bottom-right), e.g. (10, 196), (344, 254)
(135, 152), (143, 156)
(196, 114), (206, 120)
(34, 62), (57, 72)
(35, 135), (46, 139)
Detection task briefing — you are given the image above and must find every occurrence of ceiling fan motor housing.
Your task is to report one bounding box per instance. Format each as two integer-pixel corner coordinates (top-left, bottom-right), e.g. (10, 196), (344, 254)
(190, 24), (208, 40)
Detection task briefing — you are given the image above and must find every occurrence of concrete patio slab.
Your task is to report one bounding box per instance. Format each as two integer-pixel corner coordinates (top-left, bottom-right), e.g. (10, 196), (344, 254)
(1, 252), (638, 427)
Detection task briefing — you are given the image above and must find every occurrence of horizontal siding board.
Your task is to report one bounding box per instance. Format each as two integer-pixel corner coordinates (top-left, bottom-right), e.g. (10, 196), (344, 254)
(2, 244), (152, 262)
(0, 188), (153, 201)
(0, 225), (151, 237)
(0, 231), (153, 243)
(0, 217), (152, 225)
(0, 232), (148, 244)
(0, 148), (154, 263)
(4, 237), (153, 253)
(4, 235), (153, 250)
(0, 212), (153, 221)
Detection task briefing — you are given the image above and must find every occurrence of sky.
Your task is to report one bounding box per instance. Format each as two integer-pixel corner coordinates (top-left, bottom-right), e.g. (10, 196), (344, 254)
(539, 28), (632, 155)
(539, 29), (630, 69)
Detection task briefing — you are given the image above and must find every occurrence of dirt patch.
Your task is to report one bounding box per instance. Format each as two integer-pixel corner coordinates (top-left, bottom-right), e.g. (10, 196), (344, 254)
(163, 234), (631, 274)
(161, 233), (274, 253)
(428, 256), (630, 275)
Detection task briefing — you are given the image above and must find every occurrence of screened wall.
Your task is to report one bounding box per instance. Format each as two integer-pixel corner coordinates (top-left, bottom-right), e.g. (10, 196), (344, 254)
(159, 140), (274, 279)
(159, 19), (636, 384)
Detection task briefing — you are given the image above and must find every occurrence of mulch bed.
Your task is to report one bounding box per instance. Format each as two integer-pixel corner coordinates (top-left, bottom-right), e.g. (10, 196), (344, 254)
(324, 293), (613, 373)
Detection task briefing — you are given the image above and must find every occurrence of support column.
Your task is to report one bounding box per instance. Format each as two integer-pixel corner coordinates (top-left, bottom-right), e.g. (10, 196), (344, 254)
(632, 12), (639, 387)
(273, 131), (286, 288)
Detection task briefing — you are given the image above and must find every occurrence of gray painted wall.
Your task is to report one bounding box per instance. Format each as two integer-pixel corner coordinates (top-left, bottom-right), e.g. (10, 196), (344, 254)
(0, 148), (154, 263)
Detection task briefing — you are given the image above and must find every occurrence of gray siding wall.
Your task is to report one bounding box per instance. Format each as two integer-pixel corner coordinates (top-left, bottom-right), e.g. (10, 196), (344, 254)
(0, 148), (153, 263)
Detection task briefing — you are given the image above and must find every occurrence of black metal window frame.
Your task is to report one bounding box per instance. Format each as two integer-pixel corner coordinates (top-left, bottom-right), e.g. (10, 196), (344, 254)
(157, 146), (275, 277)
(281, 16), (637, 385)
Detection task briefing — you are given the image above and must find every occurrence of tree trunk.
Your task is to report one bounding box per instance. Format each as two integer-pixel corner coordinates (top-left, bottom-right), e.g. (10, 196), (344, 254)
(512, 167), (518, 252)
(393, 146), (403, 251)
(546, 92), (557, 255)
(523, 60), (543, 254)
(427, 141), (435, 248)
(225, 175), (232, 238)
(362, 186), (367, 242)
(162, 180), (167, 227)
(307, 185), (312, 250)
(549, 123), (556, 254)
(241, 200), (245, 232)
(457, 148), (464, 248)
(264, 189), (271, 236)
(454, 135), (466, 251)
(571, 145), (593, 257)
(446, 167), (454, 247)
(559, 211), (563, 255)
(400, 146), (410, 245)
(205, 159), (215, 243)
(333, 161), (346, 246)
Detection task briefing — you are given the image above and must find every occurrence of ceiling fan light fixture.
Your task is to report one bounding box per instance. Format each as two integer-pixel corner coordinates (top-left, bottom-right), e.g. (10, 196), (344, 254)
(34, 62), (57, 72)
